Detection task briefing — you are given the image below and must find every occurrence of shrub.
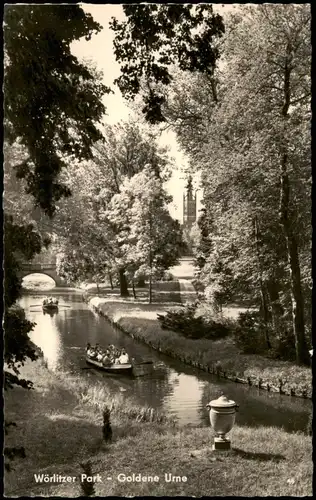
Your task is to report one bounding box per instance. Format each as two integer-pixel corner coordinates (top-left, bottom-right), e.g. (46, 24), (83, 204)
(157, 302), (233, 340)
(80, 462), (96, 496)
(160, 271), (174, 281)
(234, 311), (299, 361)
(234, 311), (269, 354)
(268, 330), (297, 362)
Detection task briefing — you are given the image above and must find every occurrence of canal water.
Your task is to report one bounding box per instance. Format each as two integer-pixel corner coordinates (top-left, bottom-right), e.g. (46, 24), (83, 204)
(20, 289), (311, 433)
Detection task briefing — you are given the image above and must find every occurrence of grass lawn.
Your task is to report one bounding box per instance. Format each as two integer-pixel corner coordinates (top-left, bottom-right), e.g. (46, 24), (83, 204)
(83, 282), (182, 305)
(4, 359), (173, 496)
(4, 359), (312, 497)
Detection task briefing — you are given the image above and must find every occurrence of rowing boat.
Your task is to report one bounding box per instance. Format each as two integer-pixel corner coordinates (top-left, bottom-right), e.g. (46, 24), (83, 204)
(42, 303), (59, 312)
(85, 356), (154, 376)
(86, 356), (133, 373)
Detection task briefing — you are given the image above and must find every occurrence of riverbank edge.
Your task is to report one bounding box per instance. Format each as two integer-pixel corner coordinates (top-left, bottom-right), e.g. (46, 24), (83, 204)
(5, 361), (312, 497)
(84, 295), (312, 400)
(5, 360), (312, 498)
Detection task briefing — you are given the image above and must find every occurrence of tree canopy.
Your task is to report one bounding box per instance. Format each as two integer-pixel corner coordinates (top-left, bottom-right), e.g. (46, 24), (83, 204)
(53, 120), (183, 298)
(159, 4), (311, 364)
(110, 4), (224, 123)
(4, 4), (110, 216)
(3, 4), (110, 470)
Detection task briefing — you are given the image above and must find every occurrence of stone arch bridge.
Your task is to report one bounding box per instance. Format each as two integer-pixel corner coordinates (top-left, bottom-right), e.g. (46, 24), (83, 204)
(19, 261), (69, 287)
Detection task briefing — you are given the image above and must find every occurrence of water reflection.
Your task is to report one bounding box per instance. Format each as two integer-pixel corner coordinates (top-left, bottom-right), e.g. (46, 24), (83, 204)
(22, 295), (62, 371)
(22, 273), (56, 291)
(19, 290), (311, 432)
(43, 309), (58, 318)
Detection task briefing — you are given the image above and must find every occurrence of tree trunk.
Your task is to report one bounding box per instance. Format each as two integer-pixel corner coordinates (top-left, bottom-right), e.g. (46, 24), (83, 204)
(285, 231), (308, 364)
(279, 176), (309, 364)
(278, 44), (309, 365)
(266, 280), (284, 333)
(96, 282), (100, 297)
(149, 274), (152, 304)
(119, 268), (129, 297)
(108, 273), (113, 290)
(254, 216), (272, 349)
(148, 202), (153, 304)
(132, 282), (137, 299)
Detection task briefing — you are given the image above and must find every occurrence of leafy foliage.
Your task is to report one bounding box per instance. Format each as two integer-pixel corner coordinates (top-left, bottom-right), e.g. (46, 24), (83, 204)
(157, 302), (232, 340)
(4, 4), (109, 216)
(4, 446), (26, 472)
(54, 121), (182, 297)
(161, 5), (311, 364)
(234, 311), (271, 355)
(3, 4), (108, 471)
(4, 214), (47, 307)
(234, 310), (298, 361)
(105, 165), (184, 300)
(110, 4), (224, 123)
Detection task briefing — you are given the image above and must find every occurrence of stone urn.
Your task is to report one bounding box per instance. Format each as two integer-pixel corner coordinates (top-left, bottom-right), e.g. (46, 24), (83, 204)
(206, 394), (239, 450)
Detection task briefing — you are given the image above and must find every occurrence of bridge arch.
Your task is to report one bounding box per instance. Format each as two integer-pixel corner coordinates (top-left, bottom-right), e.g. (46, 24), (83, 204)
(19, 264), (69, 287)
(20, 271), (58, 286)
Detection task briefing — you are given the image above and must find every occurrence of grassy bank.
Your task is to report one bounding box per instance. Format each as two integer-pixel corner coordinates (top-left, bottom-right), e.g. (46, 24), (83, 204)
(5, 359), (312, 497)
(4, 359), (174, 496)
(87, 296), (312, 399)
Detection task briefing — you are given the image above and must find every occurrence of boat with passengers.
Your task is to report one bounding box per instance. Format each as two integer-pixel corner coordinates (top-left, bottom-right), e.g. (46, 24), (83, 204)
(42, 297), (59, 312)
(85, 343), (153, 376)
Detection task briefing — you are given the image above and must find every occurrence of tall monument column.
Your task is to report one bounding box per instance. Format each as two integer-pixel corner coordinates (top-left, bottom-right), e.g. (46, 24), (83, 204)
(183, 175), (197, 229)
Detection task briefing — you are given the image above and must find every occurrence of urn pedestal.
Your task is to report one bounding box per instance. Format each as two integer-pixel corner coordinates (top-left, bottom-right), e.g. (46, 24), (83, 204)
(206, 394), (238, 451)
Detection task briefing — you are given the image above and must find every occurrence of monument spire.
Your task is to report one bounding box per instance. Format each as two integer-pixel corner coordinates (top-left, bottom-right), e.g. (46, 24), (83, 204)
(183, 175), (196, 228)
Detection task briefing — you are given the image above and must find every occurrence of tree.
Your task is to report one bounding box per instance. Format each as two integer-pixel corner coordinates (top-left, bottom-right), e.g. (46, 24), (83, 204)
(110, 4), (224, 123)
(162, 5), (311, 364)
(106, 166), (184, 302)
(3, 4), (108, 470)
(4, 4), (110, 216)
(52, 119), (175, 296)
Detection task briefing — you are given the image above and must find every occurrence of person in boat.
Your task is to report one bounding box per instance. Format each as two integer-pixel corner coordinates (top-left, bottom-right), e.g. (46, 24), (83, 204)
(86, 343), (95, 358)
(108, 348), (115, 363)
(88, 344), (99, 359)
(96, 346), (104, 362)
(102, 350), (112, 366)
(114, 351), (121, 364)
(118, 349), (130, 364)
(108, 344), (116, 355)
(43, 298), (47, 305)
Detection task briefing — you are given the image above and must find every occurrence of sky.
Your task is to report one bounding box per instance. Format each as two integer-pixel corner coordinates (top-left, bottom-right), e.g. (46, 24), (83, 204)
(71, 4), (231, 221)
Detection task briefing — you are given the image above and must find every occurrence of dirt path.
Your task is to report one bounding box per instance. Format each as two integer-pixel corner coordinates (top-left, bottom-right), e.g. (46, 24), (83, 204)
(178, 279), (197, 303)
